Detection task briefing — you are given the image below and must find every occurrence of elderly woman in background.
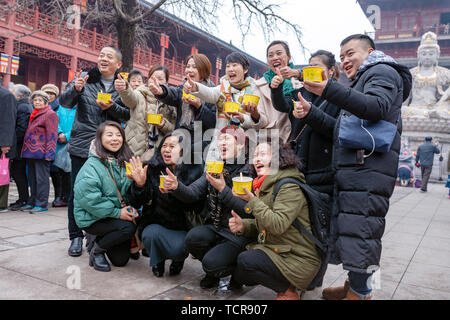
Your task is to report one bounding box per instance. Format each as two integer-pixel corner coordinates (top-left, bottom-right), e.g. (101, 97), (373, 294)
(8, 85), (33, 211)
(20, 90), (59, 213)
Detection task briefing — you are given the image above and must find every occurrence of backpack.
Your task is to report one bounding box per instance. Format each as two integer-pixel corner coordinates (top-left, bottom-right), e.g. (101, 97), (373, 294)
(273, 177), (331, 289)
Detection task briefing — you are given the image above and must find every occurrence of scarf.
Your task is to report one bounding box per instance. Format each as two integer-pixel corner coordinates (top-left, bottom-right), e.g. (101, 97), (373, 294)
(263, 62), (296, 97)
(29, 105), (50, 123)
(252, 175), (267, 192)
(216, 76), (254, 116)
(179, 78), (214, 130)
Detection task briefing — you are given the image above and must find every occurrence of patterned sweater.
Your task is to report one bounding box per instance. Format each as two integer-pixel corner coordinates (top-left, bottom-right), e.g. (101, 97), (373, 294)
(21, 106), (59, 161)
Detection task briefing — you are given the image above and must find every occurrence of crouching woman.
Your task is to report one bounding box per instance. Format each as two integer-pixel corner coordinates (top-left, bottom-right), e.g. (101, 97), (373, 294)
(229, 140), (321, 300)
(74, 121), (137, 272)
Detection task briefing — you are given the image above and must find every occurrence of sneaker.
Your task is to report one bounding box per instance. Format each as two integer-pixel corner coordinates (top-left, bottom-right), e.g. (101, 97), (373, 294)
(9, 201), (27, 211)
(0, 207), (8, 213)
(29, 206), (48, 214)
(20, 204), (33, 211)
(420, 188), (427, 192)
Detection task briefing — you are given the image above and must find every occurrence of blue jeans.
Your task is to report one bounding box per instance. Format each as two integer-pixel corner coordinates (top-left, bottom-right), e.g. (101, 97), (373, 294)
(348, 271), (372, 296)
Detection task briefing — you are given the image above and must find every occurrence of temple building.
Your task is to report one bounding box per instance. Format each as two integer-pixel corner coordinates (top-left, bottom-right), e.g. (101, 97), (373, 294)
(357, 0), (450, 68)
(0, 0), (267, 90)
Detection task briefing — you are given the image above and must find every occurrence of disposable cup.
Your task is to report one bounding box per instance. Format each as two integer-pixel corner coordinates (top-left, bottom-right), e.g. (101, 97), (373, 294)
(242, 94), (260, 106)
(97, 92), (112, 103)
(224, 101), (240, 113)
(232, 177), (253, 195)
(148, 113), (163, 125)
(302, 67), (323, 82)
(206, 161), (224, 174)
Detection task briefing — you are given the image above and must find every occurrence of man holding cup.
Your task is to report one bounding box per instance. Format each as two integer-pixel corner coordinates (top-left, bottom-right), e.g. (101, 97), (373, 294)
(59, 46), (130, 257)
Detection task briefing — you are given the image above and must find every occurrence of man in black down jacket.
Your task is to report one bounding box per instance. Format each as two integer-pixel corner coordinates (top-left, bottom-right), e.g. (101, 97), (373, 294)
(303, 34), (412, 300)
(59, 46), (130, 257)
(9, 84), (33, 210)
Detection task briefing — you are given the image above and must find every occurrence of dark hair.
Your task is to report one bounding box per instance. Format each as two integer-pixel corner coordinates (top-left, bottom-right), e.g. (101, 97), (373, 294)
(148, 65), (169, 82)
(129, 69), (143, 79)
(225, 52), (250, 77)
(185, 54), (212, 81)
(248, 138), (302, 177)
(425, 136), (433, 141)
(266, 40), (291, 59)
(310, 50), (340, 80)
(340, 34), (376, 50)
(102, 45), (123, 62)
(94, 121), (133, 167)
(149, 132), (184, 167)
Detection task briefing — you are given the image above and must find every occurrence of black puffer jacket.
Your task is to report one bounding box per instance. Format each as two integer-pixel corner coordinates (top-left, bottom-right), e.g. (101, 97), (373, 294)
(59, 67), (130, 158)
(171, 162), (253, 249)
(12, 98), (33, 160)
(0, 86), (17, 159)
(271, 82), (340, 195)
(321, 51), (412, 273)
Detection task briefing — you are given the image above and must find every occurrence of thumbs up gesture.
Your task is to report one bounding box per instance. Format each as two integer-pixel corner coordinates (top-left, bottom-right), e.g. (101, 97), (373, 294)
(183, 74), (198, 94)
(292, 91), (312, 119)
(114, 73), (127, 93)
(75, 72), (89, 92)
(148, 76), (163, 96)
(270, 68), (284, 89)
(229, 210), (244, 233)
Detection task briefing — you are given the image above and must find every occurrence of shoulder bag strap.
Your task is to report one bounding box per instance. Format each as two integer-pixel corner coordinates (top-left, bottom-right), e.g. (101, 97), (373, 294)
(103, 163), (126, 208)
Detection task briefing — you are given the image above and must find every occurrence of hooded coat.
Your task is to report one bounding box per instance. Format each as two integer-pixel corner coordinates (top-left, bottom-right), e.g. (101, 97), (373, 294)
(240, 168), (321, 291)
(321, 50), (412, 273)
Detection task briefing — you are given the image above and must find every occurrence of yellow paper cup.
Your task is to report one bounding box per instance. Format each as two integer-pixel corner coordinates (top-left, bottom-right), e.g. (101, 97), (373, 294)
(182, 90), (196, 101)
(148, 113), (163, 125)
(302, 67), (323, 82)
(224, 101), (240, 113)
(232, 177), (253, 195)
(125, 161), (142, 175)
(160, 175), (167, 189)
(206, 161), (224, 174)
(120, 72), (129, 81)
(242, 94), (260, 106)
(97, 92), (112, 103)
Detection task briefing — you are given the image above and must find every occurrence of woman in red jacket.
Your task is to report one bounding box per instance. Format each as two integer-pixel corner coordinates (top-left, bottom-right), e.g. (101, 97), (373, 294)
(21, 90), (59, 213)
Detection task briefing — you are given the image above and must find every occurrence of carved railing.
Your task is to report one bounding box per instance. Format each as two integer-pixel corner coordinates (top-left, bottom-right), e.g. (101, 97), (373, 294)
(0, 6), (185, 83)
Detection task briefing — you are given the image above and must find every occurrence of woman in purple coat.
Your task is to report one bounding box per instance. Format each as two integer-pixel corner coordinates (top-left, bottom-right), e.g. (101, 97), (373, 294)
(21, 90), (59, 213)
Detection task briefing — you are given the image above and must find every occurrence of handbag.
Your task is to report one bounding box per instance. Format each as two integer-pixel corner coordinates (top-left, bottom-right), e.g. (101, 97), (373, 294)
(338, 113), (398, 157)
(0, 153), (9, 186)
(103, 163), (144, 254)
(53, 144), (72, 172)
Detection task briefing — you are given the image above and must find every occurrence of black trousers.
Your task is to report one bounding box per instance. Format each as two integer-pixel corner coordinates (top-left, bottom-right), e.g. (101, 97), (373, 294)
(11, 158), (29, 203)
(68, 155), (86, 240)
(50, 165), (70, 201)
(421, 165), (433, 190)
(233, 249), (291, 293)
(185, 225), (243, 279)
(83, 218), (136, 267)
(27, 159), (50, 208)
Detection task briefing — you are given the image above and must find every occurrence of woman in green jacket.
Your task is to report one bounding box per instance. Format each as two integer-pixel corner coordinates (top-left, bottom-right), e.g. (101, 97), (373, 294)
(74, 121), (137, 272)
(229, 140), (321, 300)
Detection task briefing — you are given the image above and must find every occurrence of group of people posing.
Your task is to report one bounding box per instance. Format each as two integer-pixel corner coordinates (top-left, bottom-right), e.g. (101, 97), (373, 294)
(0, 32), (413, 301)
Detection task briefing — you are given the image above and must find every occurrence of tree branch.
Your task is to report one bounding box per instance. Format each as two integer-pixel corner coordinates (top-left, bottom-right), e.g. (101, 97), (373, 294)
(128, 0), (168, 25)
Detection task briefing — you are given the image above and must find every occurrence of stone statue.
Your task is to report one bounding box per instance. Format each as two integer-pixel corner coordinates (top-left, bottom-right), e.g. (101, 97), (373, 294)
(403, 32), (450, 118)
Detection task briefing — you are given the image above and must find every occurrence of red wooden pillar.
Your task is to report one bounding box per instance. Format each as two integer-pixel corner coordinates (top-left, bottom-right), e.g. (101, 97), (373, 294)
(160, 34), (169, 66)
(2, 38), (14, 88)
(92, 27), (97, 50)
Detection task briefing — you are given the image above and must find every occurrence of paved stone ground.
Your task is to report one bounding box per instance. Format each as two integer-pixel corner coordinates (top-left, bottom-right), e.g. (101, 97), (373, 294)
(0, 182), (449, 300)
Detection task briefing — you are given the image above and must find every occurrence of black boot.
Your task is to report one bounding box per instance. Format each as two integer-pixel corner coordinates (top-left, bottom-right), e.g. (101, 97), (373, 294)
(200, 274), (220, 289)
(169, 260), (184, 276)
(68, 237), (83, 257)
(228, 276), (243, 291)
(89, 243), (111, 272)
(152, 261), (165, 277)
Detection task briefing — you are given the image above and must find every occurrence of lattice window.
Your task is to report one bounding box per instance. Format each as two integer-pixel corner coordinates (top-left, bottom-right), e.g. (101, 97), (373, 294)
(13, 42), (72, 69)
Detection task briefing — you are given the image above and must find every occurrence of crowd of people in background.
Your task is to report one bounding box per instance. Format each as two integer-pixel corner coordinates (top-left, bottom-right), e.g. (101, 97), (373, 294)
(1, 33), (449, 301)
